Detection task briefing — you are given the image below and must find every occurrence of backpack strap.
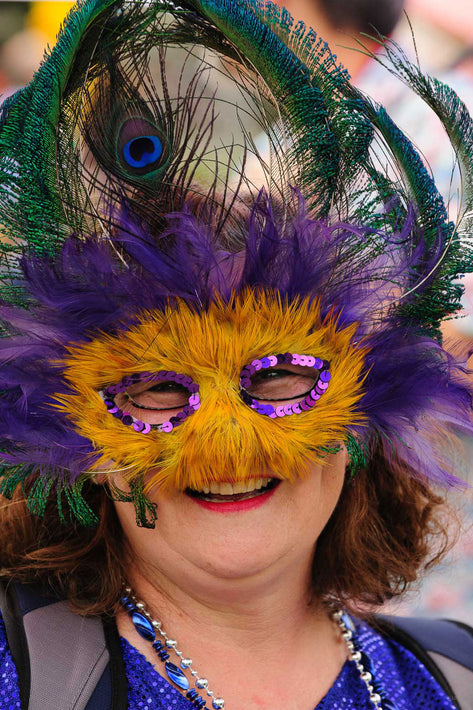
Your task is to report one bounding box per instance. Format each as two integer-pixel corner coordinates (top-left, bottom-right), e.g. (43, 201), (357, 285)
(377, 615), (473, 710)
(0, 580), (128, 710)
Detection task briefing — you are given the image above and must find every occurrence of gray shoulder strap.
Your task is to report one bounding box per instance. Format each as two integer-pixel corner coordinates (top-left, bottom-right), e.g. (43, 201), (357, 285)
(24, 600), (110, 710)
(429, 652), (473, 710)
(377, 615), (473, 710)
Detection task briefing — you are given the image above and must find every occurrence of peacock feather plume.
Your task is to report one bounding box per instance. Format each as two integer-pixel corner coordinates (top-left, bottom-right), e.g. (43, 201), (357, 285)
(0, 0), (472, 525)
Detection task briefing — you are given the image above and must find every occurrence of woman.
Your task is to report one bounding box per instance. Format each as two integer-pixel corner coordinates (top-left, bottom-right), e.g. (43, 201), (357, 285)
(0, 0), (472, 708)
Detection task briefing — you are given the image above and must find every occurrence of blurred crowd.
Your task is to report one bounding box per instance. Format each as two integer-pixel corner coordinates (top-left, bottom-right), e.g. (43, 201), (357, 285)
(0, 0), (472, 622)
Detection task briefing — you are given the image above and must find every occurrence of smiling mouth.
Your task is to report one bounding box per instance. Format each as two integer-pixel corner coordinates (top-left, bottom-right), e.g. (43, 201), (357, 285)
(185, 477), (280, 502)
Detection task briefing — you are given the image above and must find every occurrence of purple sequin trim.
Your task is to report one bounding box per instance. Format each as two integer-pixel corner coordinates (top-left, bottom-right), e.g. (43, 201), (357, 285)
(99, 371), (200, 434)
(239, 353), (331, 418)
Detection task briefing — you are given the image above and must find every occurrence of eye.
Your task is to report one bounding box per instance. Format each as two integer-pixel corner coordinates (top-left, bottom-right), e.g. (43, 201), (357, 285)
(126, 381), (189, 411)
(248, 368), (317, 401)
(239, 354), (331, 416)
(100, 371), (200, 432)
(117, 117), (168, 175)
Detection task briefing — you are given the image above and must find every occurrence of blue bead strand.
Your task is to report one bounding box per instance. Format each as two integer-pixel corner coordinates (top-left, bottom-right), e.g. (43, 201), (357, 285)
(131, 611), (156, 641)
(120, 591), (213, 708)
(165, 662), (190, 690)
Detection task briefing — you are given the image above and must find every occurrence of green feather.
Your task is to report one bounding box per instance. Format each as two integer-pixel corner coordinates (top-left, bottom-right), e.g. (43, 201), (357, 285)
(0, 0), (116, 296)
(1, 0), (473, 524)
(108, 478), (157, 528)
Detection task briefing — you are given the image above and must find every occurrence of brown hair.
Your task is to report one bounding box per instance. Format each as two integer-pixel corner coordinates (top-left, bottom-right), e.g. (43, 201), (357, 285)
(0, 445), (454, 616)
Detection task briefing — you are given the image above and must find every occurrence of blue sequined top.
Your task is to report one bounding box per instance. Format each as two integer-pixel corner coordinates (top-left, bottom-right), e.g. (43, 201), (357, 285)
(0, 613), (458, 709)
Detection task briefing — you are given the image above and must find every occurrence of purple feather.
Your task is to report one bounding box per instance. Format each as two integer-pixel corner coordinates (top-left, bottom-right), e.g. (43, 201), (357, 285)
(0, 192), (471, 488)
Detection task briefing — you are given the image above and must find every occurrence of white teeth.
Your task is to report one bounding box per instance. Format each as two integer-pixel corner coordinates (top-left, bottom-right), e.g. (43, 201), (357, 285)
(219, 482), (234, 495)
(192, 478), (273, 495)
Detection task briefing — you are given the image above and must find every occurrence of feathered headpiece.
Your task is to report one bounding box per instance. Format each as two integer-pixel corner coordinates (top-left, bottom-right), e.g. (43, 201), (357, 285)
(0, 0), (472, 527)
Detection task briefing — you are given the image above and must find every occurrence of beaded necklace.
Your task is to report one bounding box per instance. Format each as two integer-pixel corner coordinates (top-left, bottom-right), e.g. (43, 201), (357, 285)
(120, 589), (400, 710)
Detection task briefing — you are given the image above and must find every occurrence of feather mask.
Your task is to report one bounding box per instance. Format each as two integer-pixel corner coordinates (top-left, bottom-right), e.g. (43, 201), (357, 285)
(0, 0), (472, 526)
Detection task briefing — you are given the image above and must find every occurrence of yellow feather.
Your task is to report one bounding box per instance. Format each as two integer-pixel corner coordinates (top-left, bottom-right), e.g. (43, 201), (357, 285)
(53, 290), (368, 491)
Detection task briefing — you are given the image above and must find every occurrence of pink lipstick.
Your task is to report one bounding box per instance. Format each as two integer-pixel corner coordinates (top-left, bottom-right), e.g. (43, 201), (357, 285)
(185, 478), (280, 513)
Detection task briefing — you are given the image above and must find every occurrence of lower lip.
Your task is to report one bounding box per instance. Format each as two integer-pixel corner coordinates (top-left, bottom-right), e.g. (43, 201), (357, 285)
(187, 485), (278, 513)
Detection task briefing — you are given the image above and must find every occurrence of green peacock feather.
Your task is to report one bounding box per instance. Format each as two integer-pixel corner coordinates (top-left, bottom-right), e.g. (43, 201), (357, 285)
(0, 0), (473, 524)
(0, 0), (470, 331)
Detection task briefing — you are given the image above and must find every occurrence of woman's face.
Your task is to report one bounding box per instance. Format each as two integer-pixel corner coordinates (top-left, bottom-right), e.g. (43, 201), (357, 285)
(58, 291), (359, 589)
(58, 291), (359, 587)
(112, 449), (347, 591)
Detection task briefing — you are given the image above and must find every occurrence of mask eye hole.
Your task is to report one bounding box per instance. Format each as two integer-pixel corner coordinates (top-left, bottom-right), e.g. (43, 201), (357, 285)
(99, 371), (200, 434)
(239, 353), (331, 418)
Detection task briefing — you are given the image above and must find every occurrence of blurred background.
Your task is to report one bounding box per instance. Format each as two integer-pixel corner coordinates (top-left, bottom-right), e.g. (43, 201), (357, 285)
(0, 0), (472, 623)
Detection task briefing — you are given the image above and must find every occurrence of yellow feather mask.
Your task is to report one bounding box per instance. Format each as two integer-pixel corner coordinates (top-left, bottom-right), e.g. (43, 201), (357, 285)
(53, 289), (367, 493)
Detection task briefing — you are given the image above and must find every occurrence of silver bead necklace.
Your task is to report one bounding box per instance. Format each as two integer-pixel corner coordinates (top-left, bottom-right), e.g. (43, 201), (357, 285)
(333, 610), (399, 710)
(121, 588), (397, 710)
(121, 586), (225, 708)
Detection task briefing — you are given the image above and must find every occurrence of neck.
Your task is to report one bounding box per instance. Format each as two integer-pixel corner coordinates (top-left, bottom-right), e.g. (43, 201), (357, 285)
(125, 545), (326, 651)
(119, 556), (346, 710)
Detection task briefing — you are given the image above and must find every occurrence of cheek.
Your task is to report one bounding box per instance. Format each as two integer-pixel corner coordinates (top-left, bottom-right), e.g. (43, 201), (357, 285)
(290, 452), (346, 545)
(108, 451), (347, 584)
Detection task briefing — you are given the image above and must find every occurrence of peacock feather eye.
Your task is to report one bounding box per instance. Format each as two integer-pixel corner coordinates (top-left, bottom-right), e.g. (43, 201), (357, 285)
(117, 117), (169, 175)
